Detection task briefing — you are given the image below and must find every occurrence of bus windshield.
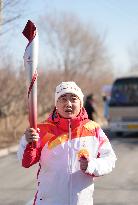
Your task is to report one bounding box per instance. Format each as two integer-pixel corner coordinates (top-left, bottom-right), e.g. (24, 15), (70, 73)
(109, 77), (138, 106)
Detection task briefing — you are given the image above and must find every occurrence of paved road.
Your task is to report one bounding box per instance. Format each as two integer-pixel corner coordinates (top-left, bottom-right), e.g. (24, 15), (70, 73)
(94, 131), (138, 205)
(0, 153), (37, 205)
(0, 131), (138, 205)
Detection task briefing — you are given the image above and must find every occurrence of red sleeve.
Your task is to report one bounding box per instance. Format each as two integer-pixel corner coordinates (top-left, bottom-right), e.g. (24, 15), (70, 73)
(22, 143), (41, 168)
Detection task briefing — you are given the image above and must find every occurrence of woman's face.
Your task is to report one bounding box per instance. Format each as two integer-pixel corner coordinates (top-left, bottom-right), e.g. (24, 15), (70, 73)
(56, 93), (81, 119)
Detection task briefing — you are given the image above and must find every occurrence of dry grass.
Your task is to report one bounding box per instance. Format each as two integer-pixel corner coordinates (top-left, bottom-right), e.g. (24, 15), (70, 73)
(0, 114), (49, 149)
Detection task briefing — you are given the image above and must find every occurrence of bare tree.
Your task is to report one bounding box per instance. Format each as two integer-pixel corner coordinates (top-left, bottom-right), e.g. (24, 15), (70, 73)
(35, 12), (114, 119)
(0, 0), (27, 35)
(128, 42), (138, 73)
(39, 12), (113, 81)
(0, 64), (26, 124)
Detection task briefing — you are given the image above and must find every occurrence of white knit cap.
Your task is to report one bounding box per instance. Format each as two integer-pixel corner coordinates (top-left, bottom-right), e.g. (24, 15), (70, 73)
(55, 81), (84, 106)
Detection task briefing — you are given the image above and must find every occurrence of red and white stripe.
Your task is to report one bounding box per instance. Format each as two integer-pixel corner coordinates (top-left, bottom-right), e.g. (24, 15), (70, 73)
(23, 20), (39, 130)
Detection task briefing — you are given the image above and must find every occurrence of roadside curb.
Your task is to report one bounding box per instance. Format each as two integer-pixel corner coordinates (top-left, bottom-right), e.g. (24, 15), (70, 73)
(0, 145), (18, 158)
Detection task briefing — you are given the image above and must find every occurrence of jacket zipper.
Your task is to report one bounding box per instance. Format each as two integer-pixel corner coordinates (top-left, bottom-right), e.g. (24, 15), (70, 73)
(68, 119), (72, 205)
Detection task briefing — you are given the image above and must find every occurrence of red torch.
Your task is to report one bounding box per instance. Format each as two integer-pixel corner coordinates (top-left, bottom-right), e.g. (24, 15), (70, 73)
(23, 20), (38, 132)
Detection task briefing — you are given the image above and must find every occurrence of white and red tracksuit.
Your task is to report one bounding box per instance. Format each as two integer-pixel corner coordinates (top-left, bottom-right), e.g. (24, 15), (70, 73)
(17, 108), (117, 205)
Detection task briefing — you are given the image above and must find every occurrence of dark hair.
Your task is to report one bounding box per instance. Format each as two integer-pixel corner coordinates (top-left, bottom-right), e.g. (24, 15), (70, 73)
(86, 94), (93, 101)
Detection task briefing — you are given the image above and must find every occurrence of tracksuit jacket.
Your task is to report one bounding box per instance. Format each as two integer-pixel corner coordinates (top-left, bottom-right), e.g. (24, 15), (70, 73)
(17, 108), (117, 205)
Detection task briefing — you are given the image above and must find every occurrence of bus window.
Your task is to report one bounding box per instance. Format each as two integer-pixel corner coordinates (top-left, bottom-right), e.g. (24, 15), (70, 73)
(109, 78), (138, 106)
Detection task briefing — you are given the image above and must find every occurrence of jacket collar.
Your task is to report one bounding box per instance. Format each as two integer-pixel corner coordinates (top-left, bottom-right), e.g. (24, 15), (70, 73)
(48, 107), (88, 132)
